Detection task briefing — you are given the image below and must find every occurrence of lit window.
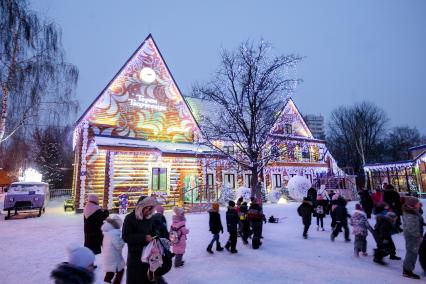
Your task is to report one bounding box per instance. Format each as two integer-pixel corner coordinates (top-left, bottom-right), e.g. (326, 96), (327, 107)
(152, 168), (167, 191)
(285, 124), (292, 135)
(224, 174), (236, 188)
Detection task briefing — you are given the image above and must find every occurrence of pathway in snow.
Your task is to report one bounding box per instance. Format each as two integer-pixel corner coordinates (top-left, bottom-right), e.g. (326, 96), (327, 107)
(0, 200), (420, 283)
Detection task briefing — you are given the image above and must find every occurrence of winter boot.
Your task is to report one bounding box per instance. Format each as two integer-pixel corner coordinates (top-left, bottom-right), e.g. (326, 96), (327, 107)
(330, 233), (335, 242)
(373, 257), (387, 265)
(225, 242), (230, 251)
(230, 249), (238, 254)
(207, 244), (214, 254)
(216, 243), (224, 251)
(403, 270), (420, 279)
(389, 255), (402, 260)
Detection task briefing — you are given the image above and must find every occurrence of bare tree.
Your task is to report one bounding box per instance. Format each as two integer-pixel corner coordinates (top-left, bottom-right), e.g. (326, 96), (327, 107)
(0, 0), (78, 144)
(385, 126), (422, 161)
(327, 101), (388, 178)
(192, 39), (301, 196)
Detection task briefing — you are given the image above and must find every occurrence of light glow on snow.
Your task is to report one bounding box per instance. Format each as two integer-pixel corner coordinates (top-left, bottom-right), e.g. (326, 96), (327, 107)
(19, 168), (42, 182)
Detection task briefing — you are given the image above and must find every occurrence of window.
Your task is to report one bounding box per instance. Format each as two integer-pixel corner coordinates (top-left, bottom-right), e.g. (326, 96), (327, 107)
(224, 174), (236, 188)
(273, 174), (282, 188)
(244, 174), (252, 188)
(285, 124), (292, 135)
(223, 145), (234, 155)
(152, 168), (167, 191)
(206, 173), (214, 189)
(305, 174), (312, 184)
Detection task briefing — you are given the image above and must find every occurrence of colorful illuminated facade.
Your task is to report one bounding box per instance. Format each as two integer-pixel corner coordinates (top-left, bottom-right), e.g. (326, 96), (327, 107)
(72, 34), (345, 211)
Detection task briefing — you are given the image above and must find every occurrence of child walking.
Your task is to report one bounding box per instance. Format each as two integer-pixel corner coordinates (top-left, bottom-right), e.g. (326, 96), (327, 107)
(101, 215), (125, 284)
(207, 202), (224, 254)
(315, 195), (328, 231)
(225, 200), (239, 253)
(350, 204), (368, 257)
(171, 207), (189, 268)
(297, 197), (314, 239)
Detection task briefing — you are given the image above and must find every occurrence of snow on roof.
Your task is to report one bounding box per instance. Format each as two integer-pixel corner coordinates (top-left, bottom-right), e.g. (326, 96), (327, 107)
(94, 135), (217, 155)
(11, 182), (48, 186)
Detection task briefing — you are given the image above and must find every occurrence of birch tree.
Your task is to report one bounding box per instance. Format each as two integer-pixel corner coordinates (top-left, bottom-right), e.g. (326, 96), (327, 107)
(0, 0), (78, 144)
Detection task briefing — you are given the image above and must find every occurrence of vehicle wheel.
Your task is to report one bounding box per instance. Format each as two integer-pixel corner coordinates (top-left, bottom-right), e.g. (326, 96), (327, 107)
(38, 208), (42, 217)
(7, 209), (11, 220)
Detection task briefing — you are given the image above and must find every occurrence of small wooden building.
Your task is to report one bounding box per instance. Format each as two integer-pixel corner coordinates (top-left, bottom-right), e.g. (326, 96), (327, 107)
(364, 144), (426, 193)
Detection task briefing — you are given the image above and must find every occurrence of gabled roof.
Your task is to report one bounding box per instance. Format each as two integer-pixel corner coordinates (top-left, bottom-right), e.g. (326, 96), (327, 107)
(75, 34), (201, 143)
(270, 96), (314, 138)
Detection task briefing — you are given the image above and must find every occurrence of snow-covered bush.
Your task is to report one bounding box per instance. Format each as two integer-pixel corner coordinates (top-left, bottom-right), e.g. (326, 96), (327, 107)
(269, 188), (282, 203)
(219, 183), (235, 205)
(236, 186), (251, 202)
(287, 175), (311, 202)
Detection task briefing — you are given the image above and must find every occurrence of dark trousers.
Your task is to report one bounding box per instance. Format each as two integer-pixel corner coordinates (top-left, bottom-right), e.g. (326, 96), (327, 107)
(104, 269), (124, 284)
(175, 254), (183, 267)
(316, 216), (324, 228)
(303, 223), (310, 237)
(389, 237), (397, 256)
(226, 232), (238, 251)
(332, 221), (350, 240)
(209, 233), (220, 247)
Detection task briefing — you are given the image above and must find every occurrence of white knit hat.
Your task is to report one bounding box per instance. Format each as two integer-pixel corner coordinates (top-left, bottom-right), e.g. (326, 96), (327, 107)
(66, 245), (95, 269)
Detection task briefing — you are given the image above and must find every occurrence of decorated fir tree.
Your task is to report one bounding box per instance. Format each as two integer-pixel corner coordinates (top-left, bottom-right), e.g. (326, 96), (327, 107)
(219, 183), (235, 205)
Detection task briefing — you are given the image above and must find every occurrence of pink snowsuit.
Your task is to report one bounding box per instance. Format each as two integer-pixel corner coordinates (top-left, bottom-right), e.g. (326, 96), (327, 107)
(171, 215), (189, 255)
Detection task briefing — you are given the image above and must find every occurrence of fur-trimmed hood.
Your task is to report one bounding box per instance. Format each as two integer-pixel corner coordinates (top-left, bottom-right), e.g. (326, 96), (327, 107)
(51, 263), (94, 284)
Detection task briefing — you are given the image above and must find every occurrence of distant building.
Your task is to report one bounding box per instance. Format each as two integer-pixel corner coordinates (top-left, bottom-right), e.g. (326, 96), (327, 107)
(303, 114), (325, 140)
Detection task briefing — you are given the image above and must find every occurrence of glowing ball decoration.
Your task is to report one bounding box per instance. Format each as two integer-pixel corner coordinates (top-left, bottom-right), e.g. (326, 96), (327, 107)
(287, 175), (312, 202)
(139, 67), (157, 84)
(19, 168), (43, 182)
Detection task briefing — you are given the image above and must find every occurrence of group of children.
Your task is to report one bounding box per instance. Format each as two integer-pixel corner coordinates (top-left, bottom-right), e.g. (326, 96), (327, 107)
(207, 197), (267, 255)
(297, 190), (426, 280)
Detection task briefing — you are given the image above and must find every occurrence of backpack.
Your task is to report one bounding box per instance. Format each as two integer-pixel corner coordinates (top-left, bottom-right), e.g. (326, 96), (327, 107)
(316, 205), (324, 215)
(169, 225), (185, 245)
(146, 239), (174, 281)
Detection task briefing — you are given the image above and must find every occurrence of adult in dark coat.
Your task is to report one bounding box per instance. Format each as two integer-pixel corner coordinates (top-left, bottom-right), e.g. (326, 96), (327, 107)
(225, 201), (239, 253)
(207, 202), (224, 253)
(297, 198), (313, 239)
(418, 233), (426, 274)
(358, 188), (374, 219)
(307, 187), (317, 207)
(84, 194), (109, 255)
(331, 197), (350, 242)
(248, 198), (264, 249)
(122, 196), (157, 284)
(383, 184), (402, 231)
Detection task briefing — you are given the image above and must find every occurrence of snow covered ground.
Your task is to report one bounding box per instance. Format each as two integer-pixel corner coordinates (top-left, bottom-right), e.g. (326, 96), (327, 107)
(0, 197), (421, 284)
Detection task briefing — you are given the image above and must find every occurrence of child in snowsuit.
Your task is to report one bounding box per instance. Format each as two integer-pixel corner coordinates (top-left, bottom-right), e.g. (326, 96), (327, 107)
(373, 209), (397, 265)
(51, 246), (96, 284)
(331, 197), (350, 242)
(402, 197), (422, 279)
(350, 204), (368, 257)
(225, 200), (239, 253)
(151, 205), (169, 240)
(207, 202), (224, 254)
(239, 202), (251, 244)
(247, 199), (264, 249)
(315, 195), (328, 231)
(297, 198), (314, 239)
(171, 207), (189, 267)
(101, 215), (125, 284)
